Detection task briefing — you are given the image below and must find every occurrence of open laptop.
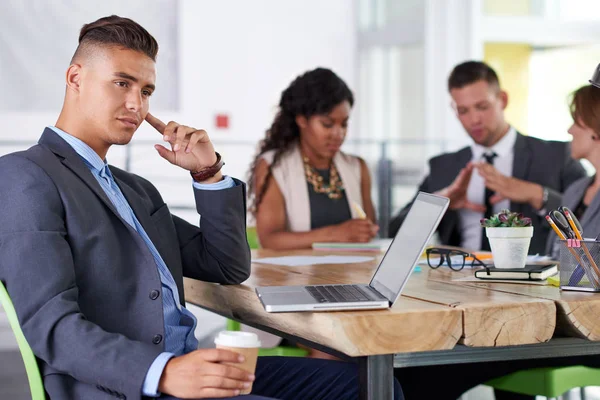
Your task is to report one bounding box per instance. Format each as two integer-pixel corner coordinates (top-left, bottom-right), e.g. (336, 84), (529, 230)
(255, 192), (450, 312)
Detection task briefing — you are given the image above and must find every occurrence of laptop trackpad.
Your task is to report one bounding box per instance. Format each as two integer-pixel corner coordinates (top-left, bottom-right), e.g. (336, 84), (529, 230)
(260, 289), (315, 306)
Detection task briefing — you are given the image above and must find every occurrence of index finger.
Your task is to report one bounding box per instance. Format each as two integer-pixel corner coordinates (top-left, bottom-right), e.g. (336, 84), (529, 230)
(145, 112), (167, 135)
(464, 201), (486, 213)
(476, 163), (495, 176)
(453, 166), (472, 187)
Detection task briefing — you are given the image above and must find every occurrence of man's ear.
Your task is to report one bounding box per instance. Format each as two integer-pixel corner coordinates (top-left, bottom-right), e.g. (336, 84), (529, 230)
(499, 90), (508, 110)
(66, 64), (82, 93)
(295, 115), (308, 130)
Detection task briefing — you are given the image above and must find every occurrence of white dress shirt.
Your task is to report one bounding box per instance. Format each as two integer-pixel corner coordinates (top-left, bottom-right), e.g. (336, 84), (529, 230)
(459, 127), (517, 251)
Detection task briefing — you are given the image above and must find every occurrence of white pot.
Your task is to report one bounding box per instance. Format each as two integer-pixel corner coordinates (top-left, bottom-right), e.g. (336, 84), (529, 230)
(485, 226), (534, 269)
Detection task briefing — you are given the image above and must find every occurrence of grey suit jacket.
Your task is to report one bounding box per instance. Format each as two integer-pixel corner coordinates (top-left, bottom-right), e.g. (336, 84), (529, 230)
(389, 133), (587, 255)
(0, 129), (251, 400)
(546, 176), (600, 258)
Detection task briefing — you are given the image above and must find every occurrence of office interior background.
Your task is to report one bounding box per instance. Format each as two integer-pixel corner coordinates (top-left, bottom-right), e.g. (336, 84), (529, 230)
(1, 0), (600, 398)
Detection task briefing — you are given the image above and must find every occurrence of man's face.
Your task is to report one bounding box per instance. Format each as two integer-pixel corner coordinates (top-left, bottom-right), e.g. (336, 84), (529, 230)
(75, 46), (156, 149)
(450, 80), (507, 147)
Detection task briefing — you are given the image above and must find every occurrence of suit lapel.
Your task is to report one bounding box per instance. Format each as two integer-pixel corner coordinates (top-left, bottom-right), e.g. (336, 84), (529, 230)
(115, 176), (177, 282)
(115, 177), (163, 252)
(510, 132), (532, 211)
(39, 129), (122, 219)
(457, 147), (472, 171)
(512, 132), (532, 182)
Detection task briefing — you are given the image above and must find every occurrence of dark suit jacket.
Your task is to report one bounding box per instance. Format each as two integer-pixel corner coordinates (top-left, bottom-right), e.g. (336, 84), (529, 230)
(389, 133), (587, 255)
(0, 129), (251, 400)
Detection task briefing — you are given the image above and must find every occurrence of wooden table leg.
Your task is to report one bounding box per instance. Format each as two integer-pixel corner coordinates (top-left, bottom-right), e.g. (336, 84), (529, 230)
(359, 354), (395, 400)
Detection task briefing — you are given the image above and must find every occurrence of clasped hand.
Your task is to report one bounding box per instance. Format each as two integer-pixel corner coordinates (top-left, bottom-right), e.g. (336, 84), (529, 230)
(437, 162), (542, 211)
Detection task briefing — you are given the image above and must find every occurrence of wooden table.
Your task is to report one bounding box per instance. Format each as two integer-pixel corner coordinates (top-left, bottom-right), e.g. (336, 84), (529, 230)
(184, 249), (600, 400)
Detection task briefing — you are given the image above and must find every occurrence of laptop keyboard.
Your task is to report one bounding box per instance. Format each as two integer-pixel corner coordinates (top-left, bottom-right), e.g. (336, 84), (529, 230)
(306, 285), (379, 303)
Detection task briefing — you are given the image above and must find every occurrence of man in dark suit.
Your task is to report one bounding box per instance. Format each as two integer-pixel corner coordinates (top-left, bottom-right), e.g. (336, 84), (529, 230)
(389, 61), (586, 254)
(393, 61), (588, 400)
(0, 16), (399, 400)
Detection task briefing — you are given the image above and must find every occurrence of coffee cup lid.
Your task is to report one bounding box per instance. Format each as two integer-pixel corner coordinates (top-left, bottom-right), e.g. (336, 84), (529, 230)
(214, 331), (261, 348)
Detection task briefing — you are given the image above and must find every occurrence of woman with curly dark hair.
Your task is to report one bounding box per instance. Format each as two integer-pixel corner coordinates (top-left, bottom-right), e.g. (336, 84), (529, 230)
(248, 67), (378, 250)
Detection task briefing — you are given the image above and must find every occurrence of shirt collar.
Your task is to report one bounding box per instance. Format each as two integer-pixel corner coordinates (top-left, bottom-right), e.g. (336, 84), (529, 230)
(48, 126), (108, 173)
(472, 126), (517, 160)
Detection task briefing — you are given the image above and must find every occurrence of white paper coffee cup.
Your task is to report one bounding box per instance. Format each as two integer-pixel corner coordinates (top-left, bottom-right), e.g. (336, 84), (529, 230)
(215, 331), (261, 394)
(215, 331), (262, 348)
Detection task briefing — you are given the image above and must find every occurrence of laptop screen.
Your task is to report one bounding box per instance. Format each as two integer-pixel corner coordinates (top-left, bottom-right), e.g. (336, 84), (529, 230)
(370, 192), (449, 303)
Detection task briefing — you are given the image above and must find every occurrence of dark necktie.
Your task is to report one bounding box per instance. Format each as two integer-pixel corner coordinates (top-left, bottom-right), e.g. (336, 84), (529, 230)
(481, 152), (498, 251)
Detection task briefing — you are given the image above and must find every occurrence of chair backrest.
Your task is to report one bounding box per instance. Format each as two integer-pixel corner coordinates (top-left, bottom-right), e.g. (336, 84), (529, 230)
(246, 226), (260, 250)
(231, 228), (258, 330)
(0, 281), (45, 399)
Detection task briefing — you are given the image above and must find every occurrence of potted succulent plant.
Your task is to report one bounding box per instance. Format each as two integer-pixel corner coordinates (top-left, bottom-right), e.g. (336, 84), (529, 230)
(480, 209), (533, 269)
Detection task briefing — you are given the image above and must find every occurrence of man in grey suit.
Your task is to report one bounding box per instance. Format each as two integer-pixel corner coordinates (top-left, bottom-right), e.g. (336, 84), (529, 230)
(389, 61), (586, 255)
(0, 15), (383, 400)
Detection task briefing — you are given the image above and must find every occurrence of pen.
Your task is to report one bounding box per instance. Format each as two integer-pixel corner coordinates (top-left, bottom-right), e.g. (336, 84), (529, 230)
(352, 201), (367, 219)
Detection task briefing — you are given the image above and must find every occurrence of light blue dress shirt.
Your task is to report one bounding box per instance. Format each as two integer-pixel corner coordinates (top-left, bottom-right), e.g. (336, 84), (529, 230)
(48, 126), (235, 396)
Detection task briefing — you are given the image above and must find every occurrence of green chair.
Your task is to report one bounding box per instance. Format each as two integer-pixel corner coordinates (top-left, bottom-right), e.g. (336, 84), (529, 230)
(226, 319), (308, 357)
(226, 228), (308, 357)
(486, 365), (600, 398)
(246, 226), (260, 250)
(0, 281), (45, 399)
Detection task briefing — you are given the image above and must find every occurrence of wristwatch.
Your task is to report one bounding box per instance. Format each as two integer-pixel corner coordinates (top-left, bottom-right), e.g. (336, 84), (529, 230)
(190, 152), (224, 182)
(541, 186), (549, 208)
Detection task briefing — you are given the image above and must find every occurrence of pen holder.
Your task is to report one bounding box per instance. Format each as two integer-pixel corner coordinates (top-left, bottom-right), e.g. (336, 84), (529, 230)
(559, 239), (600, 292)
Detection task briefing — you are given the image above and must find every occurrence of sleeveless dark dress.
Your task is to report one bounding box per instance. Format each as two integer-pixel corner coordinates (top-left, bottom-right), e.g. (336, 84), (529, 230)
(307, 168), (352, 230)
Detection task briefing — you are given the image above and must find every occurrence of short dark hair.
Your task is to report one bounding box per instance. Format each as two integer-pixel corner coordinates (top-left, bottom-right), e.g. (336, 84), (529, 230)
(72, 15), (158, 62)
(448, 61), (500, 92)
(570, 85), (600, 135)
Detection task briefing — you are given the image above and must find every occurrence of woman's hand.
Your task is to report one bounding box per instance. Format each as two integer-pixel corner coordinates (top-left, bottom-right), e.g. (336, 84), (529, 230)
(330, 219), (379, 243)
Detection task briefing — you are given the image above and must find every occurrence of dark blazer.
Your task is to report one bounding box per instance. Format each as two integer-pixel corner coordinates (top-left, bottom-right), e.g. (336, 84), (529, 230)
(0, 129), (251, 400)
(389, 132), (587, 255)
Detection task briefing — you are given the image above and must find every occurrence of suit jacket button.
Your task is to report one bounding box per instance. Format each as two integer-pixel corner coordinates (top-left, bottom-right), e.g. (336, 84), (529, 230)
(152, 334), (163, 344)
(149, 290), (160, 300)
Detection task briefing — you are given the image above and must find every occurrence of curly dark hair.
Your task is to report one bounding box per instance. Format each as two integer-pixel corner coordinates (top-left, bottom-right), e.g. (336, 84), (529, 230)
(247, 67), (354, 215)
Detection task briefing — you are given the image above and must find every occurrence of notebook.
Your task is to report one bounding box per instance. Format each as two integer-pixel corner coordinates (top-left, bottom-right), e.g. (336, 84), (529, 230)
(474, 264), (558, 281)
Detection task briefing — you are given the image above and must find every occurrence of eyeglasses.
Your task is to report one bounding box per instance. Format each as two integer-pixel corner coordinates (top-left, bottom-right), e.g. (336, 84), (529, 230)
(425, 248), (486, 271)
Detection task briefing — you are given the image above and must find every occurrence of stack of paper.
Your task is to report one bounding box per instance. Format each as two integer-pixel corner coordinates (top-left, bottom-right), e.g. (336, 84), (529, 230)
(252, 255), (375, 267)
(312, 239), (393, 252)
